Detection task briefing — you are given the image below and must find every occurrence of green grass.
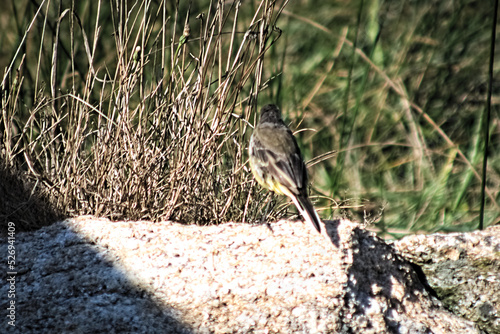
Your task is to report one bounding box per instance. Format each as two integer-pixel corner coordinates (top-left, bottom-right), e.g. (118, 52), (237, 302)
(276, 0), (499, 235)
(1, 0), (498, 236)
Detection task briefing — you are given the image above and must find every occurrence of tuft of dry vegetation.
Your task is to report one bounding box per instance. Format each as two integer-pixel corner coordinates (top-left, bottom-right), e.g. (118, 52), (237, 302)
(1, 0), (289, 229)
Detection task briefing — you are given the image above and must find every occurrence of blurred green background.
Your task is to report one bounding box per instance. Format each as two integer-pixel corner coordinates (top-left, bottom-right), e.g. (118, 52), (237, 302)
(263, 0), (500, 236)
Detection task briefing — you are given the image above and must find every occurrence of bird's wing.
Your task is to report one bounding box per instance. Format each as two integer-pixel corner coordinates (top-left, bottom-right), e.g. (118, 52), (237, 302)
(252, 126), (307, 195)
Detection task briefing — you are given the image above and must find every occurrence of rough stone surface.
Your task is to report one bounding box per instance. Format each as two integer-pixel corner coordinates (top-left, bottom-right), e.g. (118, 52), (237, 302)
(0, 217), (484, 333)
(393, 226), (500, 334)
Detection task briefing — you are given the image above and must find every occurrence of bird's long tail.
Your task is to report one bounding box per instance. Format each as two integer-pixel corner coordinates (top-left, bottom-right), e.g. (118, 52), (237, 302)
(290, 194), (322, 233)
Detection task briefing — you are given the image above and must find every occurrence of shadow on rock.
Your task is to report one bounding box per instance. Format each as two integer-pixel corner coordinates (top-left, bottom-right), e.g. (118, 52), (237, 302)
(0, 161), (65, 233)
(0, 221), (192, 333)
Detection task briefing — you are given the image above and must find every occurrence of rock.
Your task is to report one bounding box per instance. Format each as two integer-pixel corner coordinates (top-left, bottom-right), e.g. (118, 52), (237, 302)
(0, 217), (483, 333)
(393, 226), (500, 334)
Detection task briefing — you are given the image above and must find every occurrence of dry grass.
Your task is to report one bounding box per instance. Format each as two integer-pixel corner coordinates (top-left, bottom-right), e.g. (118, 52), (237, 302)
(1, 0), (289, 229)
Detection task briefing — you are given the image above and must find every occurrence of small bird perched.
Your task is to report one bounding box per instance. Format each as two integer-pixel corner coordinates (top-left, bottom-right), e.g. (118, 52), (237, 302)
(249, 104), (322, 233)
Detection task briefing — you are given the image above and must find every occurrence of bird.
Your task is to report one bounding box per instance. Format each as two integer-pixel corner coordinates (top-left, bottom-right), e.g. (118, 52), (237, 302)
(249, 104), (322, 233)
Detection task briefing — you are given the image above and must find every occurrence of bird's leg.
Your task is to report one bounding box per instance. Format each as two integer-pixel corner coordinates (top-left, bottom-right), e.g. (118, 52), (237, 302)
(260, 192), (275, 232)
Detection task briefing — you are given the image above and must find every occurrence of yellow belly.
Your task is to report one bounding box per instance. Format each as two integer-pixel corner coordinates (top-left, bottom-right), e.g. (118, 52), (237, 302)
(250, 157), (294, 198)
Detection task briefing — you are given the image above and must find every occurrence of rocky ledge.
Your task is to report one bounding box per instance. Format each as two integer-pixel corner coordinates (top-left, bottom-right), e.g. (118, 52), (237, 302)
(1, 217), (498, 333)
